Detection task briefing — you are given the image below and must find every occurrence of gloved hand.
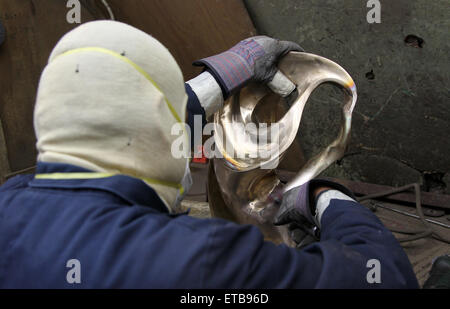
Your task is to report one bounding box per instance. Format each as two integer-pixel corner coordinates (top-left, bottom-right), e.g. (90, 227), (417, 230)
(286, 218), (319, 249)
(273, 179), (356, 228)
(194, 36), (304, 99)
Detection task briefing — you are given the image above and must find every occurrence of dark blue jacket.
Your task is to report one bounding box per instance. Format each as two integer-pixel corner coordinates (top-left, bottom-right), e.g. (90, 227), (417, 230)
(0, 161), (418, 288)
(0, 85), (418, 288)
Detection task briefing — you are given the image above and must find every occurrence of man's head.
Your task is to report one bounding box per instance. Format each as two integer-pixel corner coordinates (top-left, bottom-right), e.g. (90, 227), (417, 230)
(34, 21), (190, 211)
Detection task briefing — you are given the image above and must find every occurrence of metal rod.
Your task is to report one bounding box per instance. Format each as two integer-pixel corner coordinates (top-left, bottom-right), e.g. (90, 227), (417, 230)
(101, 0), (115, 20)
(373, 203), (450, 229)
(4, 166), (36, 179)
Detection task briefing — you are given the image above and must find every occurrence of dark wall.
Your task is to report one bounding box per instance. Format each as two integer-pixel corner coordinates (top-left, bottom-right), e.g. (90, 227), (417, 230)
(245, 0), (450, 193)
(0, 0), (100, 179)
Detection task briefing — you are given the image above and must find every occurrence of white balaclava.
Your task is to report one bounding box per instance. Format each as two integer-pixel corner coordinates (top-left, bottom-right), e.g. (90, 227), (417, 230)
(34, 21), (191, 212)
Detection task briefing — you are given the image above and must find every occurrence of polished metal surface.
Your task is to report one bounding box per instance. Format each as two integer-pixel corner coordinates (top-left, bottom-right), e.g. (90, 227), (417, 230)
(208, 52), (357, 246)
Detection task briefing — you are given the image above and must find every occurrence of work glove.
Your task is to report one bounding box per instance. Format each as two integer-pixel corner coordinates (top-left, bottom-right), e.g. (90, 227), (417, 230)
(194, 36), (304, 99)
(286, 218), (319, 249)
(273, 179), (356, 229)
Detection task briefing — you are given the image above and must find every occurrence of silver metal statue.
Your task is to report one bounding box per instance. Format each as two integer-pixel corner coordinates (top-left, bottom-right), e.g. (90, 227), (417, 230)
(207, 52), (357, 246)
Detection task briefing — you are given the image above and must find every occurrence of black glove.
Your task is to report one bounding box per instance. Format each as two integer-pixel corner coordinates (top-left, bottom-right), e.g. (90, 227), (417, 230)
(287, 220), (319, 249)
(274, 179), (356, 227)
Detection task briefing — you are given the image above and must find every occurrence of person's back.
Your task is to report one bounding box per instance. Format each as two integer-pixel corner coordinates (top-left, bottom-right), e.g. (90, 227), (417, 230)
(0, 164), (227, 288)
(0, 162), (418, 288)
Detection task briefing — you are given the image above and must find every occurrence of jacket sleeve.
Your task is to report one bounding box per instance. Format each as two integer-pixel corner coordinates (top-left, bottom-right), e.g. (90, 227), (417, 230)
(202, 199), (419, 288)
(185, 83), (207, 146)
(185, 70), (225, 134)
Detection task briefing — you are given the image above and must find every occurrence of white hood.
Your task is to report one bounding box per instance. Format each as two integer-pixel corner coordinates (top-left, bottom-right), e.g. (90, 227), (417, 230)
(34, 21), (189, 211)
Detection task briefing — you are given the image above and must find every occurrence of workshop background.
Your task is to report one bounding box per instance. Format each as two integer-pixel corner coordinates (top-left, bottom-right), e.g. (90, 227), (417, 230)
(0, 0), (448, 191)
(0, 0), (448, 286)
(244, 0), (450, 194)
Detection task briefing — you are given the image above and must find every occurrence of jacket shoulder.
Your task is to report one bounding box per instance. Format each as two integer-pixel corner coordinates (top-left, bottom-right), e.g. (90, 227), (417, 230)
(0, 175), (34, 192)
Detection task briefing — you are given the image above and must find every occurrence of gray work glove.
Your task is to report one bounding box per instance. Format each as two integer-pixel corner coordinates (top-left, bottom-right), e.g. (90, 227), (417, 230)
(273, 179), (356, 228)
(194, 36), (304, 98)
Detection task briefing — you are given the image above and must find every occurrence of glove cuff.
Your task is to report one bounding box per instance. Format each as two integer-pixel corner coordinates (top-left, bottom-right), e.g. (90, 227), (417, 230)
(309, 179), (356, 203)
(193, 52), (251, 99)
(193, 39), (265, 98)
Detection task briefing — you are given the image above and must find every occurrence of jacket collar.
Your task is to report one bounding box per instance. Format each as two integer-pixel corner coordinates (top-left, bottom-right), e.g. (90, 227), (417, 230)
(28, 162), (169, 214)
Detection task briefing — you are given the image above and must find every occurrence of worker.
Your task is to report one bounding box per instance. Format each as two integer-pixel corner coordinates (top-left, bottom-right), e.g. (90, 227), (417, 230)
(0, 21), (418, 288)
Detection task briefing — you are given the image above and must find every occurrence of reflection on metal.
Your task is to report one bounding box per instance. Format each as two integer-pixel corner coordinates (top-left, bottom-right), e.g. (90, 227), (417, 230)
(208, 52), (358, 246)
